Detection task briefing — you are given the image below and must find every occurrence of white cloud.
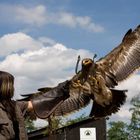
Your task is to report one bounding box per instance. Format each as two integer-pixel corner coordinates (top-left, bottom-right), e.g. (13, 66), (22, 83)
(108, 75), (140, 123)
(52, 12), (77, 28)
(116, 75), (140, 100)
(117, 108), (131, 118)
(15, 5), (47, 26)
(0, 32), (42, 56)
(0, 32), (94, 99)
(51, 12), (104, 32)
(75, 16), (104, 32)
(0, 4), (104, 32)
(0, 31), (139, 124)
(38, 37), (56, 46)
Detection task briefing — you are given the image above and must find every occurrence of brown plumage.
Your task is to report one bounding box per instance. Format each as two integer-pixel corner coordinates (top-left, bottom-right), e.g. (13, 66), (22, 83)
(53, 25), (140, 118)
(21, 25), (140, 119)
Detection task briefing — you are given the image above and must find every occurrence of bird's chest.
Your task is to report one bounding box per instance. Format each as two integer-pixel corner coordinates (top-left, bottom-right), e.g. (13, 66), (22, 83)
(86, 72), (107, 93)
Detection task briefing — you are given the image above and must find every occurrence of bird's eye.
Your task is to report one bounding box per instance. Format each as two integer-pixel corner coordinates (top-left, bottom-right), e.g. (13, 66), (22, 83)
(83, 59), (91, 65)
(83, 60), (87, 63)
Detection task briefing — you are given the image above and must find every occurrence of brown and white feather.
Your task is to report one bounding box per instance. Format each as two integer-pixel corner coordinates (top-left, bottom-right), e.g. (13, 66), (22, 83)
(96, 25), (140, 86)
(53, 82), (91, 116)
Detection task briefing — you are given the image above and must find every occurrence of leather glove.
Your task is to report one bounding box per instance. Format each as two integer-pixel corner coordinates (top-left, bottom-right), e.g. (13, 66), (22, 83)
(31, 80), (70, 119)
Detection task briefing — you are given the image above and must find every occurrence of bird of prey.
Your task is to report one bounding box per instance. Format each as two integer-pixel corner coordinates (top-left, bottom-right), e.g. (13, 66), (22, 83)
(22, 25), (140, 119)
(53, 25), (140, 118)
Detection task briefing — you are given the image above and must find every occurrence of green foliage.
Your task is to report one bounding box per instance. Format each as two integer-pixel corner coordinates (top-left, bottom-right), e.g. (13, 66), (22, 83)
(107, 94), (140, 140)
(64, 113), (88, 126)
(128, 95), (140, 140)
(25, 117), (36, 132)
(107, 121), (128, 140)
(44, 113), (87, 135)
(44, 116), (64, 135)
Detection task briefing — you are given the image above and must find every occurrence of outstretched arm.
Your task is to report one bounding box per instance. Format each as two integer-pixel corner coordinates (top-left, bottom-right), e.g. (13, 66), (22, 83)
(27, 101), (33, 111)
(26, 80), (70, 119)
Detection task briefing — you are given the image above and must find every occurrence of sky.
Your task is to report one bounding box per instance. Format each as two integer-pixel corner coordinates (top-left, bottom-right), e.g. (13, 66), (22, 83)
(0, 0), (140, 127)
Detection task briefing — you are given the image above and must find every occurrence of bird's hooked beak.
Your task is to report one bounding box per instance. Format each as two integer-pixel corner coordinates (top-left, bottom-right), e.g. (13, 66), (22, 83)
(82, 58), (93, 67)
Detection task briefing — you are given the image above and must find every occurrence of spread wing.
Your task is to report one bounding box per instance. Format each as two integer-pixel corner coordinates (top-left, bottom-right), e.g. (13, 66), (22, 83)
(96, 25), (140, 87)
(20, 82), (91, 117)
(38, 87), (52, 92)
(53, 94), (90, 116)
(53, 85), (91, 116)
(19, 87), (53, 101)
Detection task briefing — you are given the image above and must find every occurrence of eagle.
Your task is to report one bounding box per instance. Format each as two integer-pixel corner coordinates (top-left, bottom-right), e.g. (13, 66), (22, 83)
(22, 25), (140, 119)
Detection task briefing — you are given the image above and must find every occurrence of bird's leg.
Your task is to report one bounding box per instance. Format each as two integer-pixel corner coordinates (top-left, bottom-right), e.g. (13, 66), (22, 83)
(72, 80), (83, 88)
(89, 74), (112, 107)
(88, 75), (99, 93)
(88, 75), (97, 85)
(71, 80), (91, 94)
(95, 75), (112, 106)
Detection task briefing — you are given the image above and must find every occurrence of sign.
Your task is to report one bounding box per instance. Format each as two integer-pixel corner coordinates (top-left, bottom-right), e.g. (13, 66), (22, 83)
(80, 128), (96, 140)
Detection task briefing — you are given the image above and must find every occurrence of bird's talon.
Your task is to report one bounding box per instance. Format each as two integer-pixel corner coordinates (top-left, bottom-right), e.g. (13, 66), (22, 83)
(72, 80), (83, 88)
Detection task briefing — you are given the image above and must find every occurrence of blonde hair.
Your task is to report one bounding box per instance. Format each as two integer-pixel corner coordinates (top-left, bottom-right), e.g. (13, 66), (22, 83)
(0, 71), (14, 100)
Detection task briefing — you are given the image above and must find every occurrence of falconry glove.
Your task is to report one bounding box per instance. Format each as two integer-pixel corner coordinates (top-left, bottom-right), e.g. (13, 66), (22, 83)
(31, 80), (70, 119)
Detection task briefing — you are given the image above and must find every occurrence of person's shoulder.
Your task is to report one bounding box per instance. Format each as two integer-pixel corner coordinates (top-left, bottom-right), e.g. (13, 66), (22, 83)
(16, 101), (28, 113)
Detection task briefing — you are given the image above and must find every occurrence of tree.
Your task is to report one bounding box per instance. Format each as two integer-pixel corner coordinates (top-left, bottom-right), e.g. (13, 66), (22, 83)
(64, 113), (88, 126)
(107, 121), (128, 140)
(107, 94), (140, 140)
(127, 95), (140, 139)
(44, 113), (87, 135)
(25, 116), (36, 132)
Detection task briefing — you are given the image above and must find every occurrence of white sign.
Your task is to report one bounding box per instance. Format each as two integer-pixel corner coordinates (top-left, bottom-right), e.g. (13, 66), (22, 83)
(80, 128), (96, 140)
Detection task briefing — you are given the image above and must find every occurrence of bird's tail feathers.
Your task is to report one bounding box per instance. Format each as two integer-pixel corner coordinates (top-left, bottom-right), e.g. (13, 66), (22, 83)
(89, 89), (127, 118)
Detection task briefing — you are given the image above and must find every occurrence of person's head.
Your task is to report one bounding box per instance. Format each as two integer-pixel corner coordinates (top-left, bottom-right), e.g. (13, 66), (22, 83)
(0, 71), (14, 100)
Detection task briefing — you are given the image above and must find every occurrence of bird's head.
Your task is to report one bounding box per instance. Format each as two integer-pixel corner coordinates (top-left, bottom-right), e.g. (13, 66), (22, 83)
(81, 54), (97, 71)
(82, 58), (94, 69)
(75, 54), (97, 74)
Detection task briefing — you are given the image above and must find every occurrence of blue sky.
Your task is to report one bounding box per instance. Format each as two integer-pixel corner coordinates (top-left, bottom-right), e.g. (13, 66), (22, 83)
(0, 0), (140, 57)
(0, 0), (140, 127)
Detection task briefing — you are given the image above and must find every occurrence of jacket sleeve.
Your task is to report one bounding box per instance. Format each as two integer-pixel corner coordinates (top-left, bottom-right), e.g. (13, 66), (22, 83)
(0, 120), (8, 140)
(16, 101), (28, 116)
(0, 134), (7, 140)
(0, 110), (15, 140)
